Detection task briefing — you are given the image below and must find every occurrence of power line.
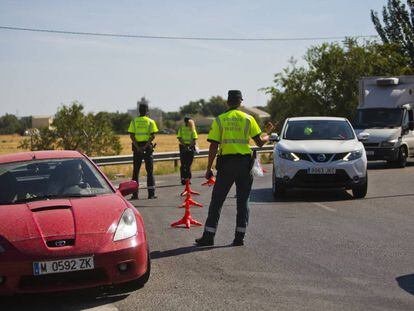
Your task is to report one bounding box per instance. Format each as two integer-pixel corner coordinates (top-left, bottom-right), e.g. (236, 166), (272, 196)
(0, 26), (379, 42)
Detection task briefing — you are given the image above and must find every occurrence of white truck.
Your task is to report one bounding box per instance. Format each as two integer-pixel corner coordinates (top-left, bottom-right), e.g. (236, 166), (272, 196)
(354, 76), (414, 167)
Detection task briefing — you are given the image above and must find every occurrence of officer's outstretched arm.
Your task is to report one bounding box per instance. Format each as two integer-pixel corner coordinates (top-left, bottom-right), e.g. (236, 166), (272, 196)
(253, 134), (270, 148)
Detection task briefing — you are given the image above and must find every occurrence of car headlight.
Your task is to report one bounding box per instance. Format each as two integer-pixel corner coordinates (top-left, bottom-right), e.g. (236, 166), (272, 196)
(343, 150), (363, 161)
(278, 150), (300, 161)
(114, 208), (137, 241)
(381, 139), (398, 148)
(0, 245), (5, 254)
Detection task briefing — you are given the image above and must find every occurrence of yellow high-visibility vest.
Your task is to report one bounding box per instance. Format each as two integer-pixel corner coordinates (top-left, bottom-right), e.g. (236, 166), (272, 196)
(177, 126), (198, 145)
(128, 116), (159, 142)
(207, 109), (262, 155)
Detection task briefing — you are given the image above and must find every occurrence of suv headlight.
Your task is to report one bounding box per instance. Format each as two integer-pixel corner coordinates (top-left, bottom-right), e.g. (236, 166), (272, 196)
(278, 150), (300, 161)
(343, 150), (363, 161)
(114, 208), (137, 241)
(381, 139), (398, 148)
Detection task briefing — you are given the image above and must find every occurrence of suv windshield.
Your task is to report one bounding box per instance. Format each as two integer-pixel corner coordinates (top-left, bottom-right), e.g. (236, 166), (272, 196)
(353, 108), (403, 129)
(0, 158), (113, 205)
(284, 120), (355, 141)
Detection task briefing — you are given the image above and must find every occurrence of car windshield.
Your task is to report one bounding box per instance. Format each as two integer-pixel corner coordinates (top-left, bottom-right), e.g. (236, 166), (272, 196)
(0, 158), (113, 205)
(353, 108), (403, 129)
(284, 120), (355, 140)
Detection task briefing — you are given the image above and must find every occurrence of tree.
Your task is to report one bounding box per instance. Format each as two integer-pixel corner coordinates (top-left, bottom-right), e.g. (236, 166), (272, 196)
(265, 39), (412, 129)
(371, 0), (414, 67)
(179, 99), (205, 115)
(0, 114), (22, 134)
(19, 102), (121, 156)
(201, 96), (227, 117)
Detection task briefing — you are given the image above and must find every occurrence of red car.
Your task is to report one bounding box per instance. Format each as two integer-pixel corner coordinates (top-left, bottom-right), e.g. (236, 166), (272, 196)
(0, 150), (150, 295)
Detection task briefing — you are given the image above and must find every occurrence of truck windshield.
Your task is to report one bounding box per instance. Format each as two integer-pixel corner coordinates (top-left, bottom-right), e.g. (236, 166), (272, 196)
(353, 108), (403, 129)
(284, 120), (355, 140)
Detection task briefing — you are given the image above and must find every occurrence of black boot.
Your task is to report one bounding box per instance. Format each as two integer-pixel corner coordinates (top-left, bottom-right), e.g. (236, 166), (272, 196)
(130, 192), (138, 200)
(195, 232), (214, 246)
(232, 232), (245, 246)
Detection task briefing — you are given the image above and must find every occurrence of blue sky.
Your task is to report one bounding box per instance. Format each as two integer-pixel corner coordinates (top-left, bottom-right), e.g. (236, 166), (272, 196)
(0, 0), (384, 116)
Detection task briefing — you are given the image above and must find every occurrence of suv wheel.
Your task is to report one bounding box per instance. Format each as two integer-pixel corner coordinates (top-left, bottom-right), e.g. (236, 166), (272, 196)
(352, 174), (368, 199)
(272, 166), (286, 199)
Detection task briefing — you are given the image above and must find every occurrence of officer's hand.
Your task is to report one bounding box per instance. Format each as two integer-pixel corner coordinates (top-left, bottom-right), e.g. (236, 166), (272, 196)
(205, 169), (214, 180)
(264, 122), (275, 134)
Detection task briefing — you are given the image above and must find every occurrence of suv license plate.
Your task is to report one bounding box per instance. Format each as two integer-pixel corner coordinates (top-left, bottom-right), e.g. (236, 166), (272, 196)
(33, 256), (94, 276)
(308, 168), (336, 174)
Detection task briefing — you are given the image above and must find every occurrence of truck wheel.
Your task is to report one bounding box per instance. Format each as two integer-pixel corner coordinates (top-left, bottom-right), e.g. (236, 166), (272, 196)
(272, 166), (286, 199)
(396, 146), (408, 168)
(352, 175), (368, 199)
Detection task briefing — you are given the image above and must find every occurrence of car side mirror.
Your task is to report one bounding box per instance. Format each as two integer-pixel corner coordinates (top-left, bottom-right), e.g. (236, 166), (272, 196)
(269, 133), (280, 142)
(357, 132), (370, 142)
(118, 180), (138, 197)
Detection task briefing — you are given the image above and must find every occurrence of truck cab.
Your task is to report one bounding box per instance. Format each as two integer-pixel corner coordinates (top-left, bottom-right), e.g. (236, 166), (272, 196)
(354, 76), (414, 167)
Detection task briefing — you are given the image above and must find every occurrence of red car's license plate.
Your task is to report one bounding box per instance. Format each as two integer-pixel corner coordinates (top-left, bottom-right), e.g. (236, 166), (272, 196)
(33, 256), (94, 276)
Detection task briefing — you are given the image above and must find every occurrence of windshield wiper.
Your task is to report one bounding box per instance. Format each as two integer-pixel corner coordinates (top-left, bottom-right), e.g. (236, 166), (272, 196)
(12, 193), (97, 204)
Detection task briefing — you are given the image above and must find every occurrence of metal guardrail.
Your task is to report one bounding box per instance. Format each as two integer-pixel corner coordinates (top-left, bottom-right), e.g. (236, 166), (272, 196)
(91, 145), (275, 166)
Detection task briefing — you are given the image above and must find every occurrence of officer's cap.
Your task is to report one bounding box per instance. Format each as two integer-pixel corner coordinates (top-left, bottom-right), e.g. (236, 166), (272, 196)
(227, 90), (243, 102)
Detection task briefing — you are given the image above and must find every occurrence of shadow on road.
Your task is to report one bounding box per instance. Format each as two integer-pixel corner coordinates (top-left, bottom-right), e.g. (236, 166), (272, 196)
(396, 274), (414, 296)
(250, 188), (353, 203)
(368, 161), (414, 170)
(151, 244), (233, 260)
(0, 288), (130, 311)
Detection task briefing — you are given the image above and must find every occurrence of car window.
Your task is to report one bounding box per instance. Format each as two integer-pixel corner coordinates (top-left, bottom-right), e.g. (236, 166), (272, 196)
(0, 158), (113, 205)
(284, 120), (355, 140)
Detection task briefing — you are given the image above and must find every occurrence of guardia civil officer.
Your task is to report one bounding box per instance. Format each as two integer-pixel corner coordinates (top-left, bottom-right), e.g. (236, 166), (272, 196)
(128, 102), (159, 200)
(177, 116), (198, 185)
(195, 90), (273, 246)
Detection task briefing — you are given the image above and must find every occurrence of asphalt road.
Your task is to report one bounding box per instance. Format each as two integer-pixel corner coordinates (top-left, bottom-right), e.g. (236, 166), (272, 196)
(2, 162), (414, 311)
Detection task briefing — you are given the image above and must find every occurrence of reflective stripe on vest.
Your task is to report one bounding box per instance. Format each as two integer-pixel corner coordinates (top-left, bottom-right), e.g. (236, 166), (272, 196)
(133, 117), (151, 142)
(216, 112), (252, 155)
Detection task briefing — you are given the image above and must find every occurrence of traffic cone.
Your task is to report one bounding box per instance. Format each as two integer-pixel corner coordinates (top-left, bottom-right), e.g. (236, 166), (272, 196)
(179, 193), (203, 208)
(202, 176), (216, 186)
(180, 179), (200, 196)
(171, 201), (202, 229)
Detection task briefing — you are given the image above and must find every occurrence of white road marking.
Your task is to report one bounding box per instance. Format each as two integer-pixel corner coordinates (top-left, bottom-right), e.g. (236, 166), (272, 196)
(312, 202), (336, 212)
(80, 304), (119, 311)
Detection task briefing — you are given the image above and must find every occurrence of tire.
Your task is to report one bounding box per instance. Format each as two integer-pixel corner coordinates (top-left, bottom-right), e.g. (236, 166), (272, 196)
(272, 166), (286, 199)
(396, 146), (408, 168)
(352, 174), (368, 199)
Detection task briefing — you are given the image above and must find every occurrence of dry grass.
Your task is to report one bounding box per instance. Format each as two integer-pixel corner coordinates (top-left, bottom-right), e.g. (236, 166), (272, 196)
(0, 135), (29, 155)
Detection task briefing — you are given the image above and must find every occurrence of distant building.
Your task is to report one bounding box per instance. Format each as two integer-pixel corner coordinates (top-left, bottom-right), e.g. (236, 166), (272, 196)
(31, 115), (53, 129)
(239, 106), (270, 126)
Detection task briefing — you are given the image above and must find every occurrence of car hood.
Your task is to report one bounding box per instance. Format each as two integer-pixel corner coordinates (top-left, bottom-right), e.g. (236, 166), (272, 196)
(0, 194), (127, 243)
(277, 139), (362, 154)
(354, 128), (401, 143)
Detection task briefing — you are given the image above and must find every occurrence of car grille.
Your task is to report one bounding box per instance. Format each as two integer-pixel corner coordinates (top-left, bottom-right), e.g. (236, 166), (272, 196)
(308, 153), (334, 163)
(292, 169), (351, 184)
(296, 153), (311, 161)
(363, 142), (380, 148)
(19, 268), (107, 290)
